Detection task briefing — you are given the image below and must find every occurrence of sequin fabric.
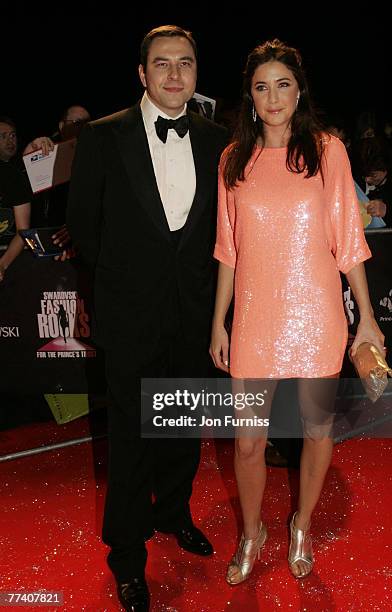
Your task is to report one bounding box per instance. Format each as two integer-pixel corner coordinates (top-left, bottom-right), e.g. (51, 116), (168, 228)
(214, 135), (371, 378)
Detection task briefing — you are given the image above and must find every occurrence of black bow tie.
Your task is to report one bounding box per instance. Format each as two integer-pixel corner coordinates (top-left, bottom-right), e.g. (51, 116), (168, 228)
(155, 115), (189, 143)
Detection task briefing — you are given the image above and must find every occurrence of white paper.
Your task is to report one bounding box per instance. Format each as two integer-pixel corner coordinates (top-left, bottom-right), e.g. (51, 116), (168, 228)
(192, 92), (216, 120)
(23, 146), (58, 193)
(23, 138), (76, 193)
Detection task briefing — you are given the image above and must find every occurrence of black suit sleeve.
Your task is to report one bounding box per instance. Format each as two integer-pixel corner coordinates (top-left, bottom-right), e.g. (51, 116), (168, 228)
(66, 124), (105, 268)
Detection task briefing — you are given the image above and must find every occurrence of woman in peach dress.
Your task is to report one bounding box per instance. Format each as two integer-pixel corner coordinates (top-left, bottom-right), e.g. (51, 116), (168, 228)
(210, 39), (385, 583)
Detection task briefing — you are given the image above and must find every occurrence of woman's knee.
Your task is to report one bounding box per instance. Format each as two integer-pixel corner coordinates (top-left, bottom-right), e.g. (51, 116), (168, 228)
(235, 437), (266, 461)
(301, 417), (334, 441)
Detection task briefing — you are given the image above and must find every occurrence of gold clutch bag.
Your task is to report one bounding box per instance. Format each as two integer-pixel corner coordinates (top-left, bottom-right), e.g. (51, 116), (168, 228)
(349, 342), (392, 403)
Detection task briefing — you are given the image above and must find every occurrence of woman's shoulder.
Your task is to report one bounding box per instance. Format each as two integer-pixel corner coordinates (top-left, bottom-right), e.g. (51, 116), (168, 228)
(220, 141), (237, 158)
(218, 142), (238, 172)
(321, 132), (347, 158)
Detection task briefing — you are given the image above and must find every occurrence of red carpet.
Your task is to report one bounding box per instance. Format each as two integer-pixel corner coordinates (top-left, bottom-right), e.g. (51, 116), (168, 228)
(0, 424), (391, 611)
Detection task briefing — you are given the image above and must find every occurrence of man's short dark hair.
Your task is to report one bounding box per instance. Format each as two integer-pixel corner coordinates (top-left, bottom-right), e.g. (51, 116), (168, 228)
(0, 116), (16, 130)
(140, 25), (197, 70)
(360, 136), (390, 175)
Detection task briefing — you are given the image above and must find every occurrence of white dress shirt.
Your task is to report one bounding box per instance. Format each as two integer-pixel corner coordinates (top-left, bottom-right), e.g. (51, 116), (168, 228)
(140, 92), (196, 231)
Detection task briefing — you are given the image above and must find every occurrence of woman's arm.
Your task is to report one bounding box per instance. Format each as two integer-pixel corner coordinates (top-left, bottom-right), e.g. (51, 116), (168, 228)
(0, 202), (30, 282)
(345, 262), (385, 356)
(209, 262), (235, 372)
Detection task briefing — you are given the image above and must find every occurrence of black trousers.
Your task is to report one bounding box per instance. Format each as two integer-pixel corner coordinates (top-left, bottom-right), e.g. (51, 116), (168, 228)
(102, 327), (211, 580)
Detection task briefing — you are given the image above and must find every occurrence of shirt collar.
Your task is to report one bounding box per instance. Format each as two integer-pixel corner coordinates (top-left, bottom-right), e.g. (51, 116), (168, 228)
(141, 92), (187, 134)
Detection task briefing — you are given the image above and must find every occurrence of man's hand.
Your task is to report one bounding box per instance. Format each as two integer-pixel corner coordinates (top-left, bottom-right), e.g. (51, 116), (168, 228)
(51, 225), (70, 247)
(367, 199), (387, 218)
(51, 225), (75, 261)
(54, 247), (76, 261)
(23, 136), (55, 156)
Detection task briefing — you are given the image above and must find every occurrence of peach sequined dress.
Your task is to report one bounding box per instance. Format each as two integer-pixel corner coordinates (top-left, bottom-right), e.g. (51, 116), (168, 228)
(214, 135), (371, 378)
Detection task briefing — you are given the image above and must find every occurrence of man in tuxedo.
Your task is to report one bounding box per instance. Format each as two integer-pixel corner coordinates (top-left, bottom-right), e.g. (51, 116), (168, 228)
(67, 25), (227, 611)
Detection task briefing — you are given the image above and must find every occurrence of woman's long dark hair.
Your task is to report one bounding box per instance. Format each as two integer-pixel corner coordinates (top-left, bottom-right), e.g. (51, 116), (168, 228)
(223, 39), (324, 189)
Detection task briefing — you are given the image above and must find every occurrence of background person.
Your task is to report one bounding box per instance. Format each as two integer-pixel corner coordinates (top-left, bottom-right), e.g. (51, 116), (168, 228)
(0, 116), (31, 281)
(23, 105), (91, 228)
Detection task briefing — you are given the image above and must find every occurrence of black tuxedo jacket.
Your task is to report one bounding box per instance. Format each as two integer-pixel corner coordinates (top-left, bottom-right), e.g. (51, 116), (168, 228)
(67, 104), (227, 361)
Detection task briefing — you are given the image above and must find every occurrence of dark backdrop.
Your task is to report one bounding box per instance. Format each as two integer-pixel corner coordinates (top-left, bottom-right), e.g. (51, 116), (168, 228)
(2, 4), (390, 146)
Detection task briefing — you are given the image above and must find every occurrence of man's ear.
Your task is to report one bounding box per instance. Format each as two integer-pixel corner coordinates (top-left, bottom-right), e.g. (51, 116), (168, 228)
(59, 120), (64, 133)
(138, 64), (146, 88)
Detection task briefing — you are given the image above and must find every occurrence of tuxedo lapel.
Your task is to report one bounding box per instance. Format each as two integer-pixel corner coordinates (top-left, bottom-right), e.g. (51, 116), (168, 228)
(115, 106), (171, 242)
(179, 113), (214, 248)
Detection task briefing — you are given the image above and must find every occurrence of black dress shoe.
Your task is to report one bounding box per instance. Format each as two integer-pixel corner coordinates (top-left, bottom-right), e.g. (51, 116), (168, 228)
(174, 525), (214, 556)
(117, 577), (150, 611)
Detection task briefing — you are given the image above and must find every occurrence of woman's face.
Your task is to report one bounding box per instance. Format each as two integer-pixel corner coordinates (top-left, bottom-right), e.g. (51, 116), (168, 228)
(251, 60), (299, 130)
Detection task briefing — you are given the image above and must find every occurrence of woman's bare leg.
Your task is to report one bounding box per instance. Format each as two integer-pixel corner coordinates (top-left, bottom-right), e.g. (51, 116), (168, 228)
(291, 375), (338, 577)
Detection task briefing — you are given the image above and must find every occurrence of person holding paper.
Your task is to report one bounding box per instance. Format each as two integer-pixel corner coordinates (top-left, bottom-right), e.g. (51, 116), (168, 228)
(67, 25), (227, 611)
(0, 115), (72, 279)
(24, 105), (91, 156)
(23, 105), (91, 228)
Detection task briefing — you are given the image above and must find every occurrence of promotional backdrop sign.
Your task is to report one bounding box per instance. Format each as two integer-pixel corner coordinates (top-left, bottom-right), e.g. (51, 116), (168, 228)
(0, 251), (105, 394)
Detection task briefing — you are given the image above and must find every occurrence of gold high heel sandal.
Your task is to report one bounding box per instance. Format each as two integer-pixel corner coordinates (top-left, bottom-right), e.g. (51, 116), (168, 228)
(288, 512), (313, 578)
(226, 523), (268, 585)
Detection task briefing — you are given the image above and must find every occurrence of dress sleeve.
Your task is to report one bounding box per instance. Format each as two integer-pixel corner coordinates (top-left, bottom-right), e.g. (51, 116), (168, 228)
(213, 160), (237, 269)
(324, 136), (372, 274)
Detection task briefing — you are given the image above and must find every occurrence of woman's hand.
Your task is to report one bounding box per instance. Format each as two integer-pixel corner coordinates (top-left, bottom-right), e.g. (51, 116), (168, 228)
(350, 314), (385, 357)
(209, 324), (230, 373)
(209, 262), (234, 373)
(345, 262), (386, 357)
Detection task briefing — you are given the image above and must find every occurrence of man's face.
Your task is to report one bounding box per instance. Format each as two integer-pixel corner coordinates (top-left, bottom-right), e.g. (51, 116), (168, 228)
(0, 122), (17, 161)
(59, 106), (90, 140)
(139, 36), (197, 117)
